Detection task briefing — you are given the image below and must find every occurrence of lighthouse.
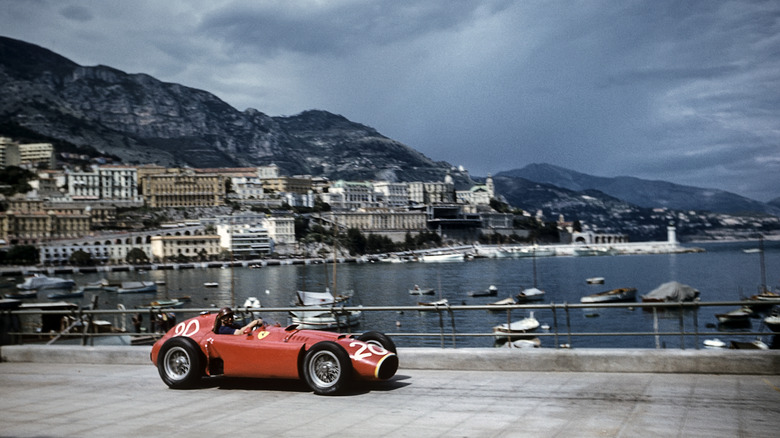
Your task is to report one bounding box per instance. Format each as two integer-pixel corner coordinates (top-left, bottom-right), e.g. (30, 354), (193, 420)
(667, 224), (677, 244)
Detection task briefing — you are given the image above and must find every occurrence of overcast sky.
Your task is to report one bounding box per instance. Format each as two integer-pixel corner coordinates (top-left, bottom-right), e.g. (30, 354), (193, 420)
(2, 0), (779, 202)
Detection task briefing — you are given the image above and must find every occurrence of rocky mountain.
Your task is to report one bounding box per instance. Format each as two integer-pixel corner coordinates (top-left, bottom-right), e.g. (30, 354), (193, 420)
(492, 174), (780, 241)
(499, 163), (780, 216)
(0, 36), (461, 183)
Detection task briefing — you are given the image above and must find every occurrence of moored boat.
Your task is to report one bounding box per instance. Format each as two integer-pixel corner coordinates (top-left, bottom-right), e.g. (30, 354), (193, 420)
(641, 281), (700, 302)
(714, 306), (753, 327)
(586, 277), (605, 284)
(469, 285), (498, 297)
(515, 287), (545, 303)
(580, 287), (637, 304)
(419, 253), (465, 263)
(418, 298), (449, 306)
(47, 288), (86, 299)
(16, 274), (75, 291)
(409, 285), (435, 295)
(290, 290), (362, 330)
(117, 281), (157, 294)
(492, 312), (540, 339)
(488, 297), (516, 306)
(764, 306), (780, 332)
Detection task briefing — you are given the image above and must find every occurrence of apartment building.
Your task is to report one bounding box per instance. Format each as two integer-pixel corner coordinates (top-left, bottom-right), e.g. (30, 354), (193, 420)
(150, 234), (222, 262)
(0, 137), (55, 168)
(217, 224), (272, 258)
(139, 168), (225, 208)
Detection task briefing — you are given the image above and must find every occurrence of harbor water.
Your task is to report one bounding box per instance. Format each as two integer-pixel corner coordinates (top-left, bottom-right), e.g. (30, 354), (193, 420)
(6, 240), (779, 349)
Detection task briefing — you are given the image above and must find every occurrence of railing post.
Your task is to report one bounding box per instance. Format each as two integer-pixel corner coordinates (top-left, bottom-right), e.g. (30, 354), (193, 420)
(678, 302), (685, 350)
(436, 306), (444, 348)
(447, 305), (456, 348)
(551, 303), (559, 348)
(653, 307), (660, 349)
(564, 302), (572, 348)
(693, 302), (700, 349)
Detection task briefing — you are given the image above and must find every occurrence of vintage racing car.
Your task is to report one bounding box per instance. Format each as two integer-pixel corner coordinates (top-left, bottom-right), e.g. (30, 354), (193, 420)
(150, 311), (399, 395)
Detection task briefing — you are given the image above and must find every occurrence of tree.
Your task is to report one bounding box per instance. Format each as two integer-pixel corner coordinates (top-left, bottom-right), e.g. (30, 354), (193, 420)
(126, 247), (149, 264)
(69, 249), (93, 266)
(6, 245), (38, 265)
(345, 228), (367, 255)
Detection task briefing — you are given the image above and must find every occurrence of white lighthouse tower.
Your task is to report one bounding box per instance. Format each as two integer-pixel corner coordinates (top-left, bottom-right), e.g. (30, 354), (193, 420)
(667, 223), (677, 244)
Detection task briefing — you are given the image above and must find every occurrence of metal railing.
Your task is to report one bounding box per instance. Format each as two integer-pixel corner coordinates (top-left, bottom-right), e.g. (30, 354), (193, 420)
(2, 300), (777, 349)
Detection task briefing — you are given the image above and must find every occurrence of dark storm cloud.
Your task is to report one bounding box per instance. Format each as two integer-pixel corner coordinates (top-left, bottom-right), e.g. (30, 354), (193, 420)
(198, 1), (513, 56)
(0, 0), (777, 202)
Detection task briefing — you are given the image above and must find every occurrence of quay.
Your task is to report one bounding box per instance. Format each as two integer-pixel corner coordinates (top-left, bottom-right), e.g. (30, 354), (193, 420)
(1, 346), (779, 437)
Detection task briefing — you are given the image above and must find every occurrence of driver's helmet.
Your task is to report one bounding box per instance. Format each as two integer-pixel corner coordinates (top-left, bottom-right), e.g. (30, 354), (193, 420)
(213, 306), (234, 332)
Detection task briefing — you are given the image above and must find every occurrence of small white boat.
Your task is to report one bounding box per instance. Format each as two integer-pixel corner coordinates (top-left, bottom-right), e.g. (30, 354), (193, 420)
(515, 287), (545, 303)
(586, 277), (605, 284)
(703, 338), (727, 349)
(290, 290), (361, 330)
(580, 287), (637, 304)
(203, 282), (219, 288)
(493, 312), (540, 339)
(409, 285), (435, 295)
(469, 285), (498, 297)
(764, 306), (780, 332)
(418, 298), (449, 306)
(715, 306), (753, 326)
(17, 274), (75, 291)
(419, 253), (465, 263)
(489, 297), (516, 306)
(117, 281), (157, 294)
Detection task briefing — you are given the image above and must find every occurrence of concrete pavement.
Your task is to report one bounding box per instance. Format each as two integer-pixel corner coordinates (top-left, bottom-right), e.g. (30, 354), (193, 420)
(1, 361), (779, 437)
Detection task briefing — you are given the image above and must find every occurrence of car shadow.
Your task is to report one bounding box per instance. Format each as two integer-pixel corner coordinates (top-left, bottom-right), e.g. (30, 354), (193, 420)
(198, 374), (412, 395)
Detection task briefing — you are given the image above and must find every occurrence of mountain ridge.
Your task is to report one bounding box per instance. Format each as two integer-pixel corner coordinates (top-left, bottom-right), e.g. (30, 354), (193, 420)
(0, 36), (461, 184)
(497, 163), (779, 216)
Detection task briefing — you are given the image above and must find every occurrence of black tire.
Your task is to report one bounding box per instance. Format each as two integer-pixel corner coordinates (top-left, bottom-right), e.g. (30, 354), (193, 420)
(303, 341), (352, 395)
(157, 337), (203, 389)
(358, 331), (397, 354)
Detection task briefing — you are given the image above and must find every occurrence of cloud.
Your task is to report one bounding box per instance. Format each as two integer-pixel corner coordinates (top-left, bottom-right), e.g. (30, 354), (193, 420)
(0, 0), (778, 202)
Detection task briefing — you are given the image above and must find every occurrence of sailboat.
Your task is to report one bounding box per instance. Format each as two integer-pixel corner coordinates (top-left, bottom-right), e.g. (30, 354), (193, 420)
(289, 225), (361, 330)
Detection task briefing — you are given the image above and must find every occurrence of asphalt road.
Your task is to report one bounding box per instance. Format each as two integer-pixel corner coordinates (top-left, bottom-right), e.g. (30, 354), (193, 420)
(1, 362), (779, 437)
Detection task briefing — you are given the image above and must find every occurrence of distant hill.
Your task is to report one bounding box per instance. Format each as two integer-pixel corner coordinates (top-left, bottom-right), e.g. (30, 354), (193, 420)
(498, 163), (780, 216)
(0, 36), (464, 184)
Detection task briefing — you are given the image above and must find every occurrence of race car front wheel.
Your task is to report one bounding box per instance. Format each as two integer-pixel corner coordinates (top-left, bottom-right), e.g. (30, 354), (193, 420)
(157, 337), (203, 389)
(358, 331), (397, 354)
(303, 341), (353, 395)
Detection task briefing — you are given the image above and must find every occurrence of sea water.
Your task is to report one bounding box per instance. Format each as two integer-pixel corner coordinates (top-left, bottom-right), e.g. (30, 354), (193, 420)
(12, 240), (779, 348)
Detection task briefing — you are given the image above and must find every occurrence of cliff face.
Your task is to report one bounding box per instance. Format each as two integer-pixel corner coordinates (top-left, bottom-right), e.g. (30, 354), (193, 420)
(0, 36), (456, 182)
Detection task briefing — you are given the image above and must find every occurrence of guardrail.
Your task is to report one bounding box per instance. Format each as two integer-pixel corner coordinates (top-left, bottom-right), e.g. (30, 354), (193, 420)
(2, 300), (778, 349)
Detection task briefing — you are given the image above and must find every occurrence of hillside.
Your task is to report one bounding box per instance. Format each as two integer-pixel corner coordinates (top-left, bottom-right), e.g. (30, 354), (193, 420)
(0, 36), (461, 183)
(499, 163), (780, 216)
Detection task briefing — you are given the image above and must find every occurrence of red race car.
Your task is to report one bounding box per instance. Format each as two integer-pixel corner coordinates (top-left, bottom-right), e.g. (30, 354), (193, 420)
(150, 310), (399, 395)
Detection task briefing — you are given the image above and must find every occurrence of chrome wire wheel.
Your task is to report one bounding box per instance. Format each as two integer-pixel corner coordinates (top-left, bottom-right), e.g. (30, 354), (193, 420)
(163, 346), (190, 381)
(308, 350), (341, 388)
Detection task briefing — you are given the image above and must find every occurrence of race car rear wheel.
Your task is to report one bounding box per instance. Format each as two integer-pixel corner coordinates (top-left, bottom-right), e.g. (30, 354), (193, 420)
(157, 337), (203, 389)
(303, 341), (352, 395)
(358, 331), (397, 354)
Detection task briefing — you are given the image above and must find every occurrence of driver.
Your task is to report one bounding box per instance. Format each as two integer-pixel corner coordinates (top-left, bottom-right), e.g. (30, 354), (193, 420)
(213, 307), (263, 335)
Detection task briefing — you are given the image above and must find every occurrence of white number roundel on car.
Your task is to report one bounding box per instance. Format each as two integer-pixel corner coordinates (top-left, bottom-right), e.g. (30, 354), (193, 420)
(173, 319), (199, 338)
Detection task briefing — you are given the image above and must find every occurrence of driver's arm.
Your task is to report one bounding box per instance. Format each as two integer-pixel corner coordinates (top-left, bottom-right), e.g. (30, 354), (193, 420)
(235, 318), (264, 335)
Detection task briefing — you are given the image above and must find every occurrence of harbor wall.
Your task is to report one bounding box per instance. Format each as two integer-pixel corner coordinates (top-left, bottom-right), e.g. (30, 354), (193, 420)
(2, 345), (778, 375)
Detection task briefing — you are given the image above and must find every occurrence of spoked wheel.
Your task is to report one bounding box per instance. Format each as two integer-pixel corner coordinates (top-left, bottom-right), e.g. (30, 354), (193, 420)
(303, 341), (352, 395)
(157, 337), (203, 389)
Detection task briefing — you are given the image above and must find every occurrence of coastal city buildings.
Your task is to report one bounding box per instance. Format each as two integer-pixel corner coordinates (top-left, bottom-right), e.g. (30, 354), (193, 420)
(1, 157), (551, 264)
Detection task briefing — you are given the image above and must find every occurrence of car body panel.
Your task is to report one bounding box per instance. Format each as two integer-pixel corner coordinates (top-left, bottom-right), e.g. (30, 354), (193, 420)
(150, 312), (397, 383)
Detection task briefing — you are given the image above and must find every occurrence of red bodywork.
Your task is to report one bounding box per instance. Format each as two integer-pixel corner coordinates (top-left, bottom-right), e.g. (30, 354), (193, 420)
(150, 312), (398, 382)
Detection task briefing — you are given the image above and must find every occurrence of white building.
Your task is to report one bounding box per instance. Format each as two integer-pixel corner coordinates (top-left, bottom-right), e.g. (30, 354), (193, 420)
(373, 181), (409, 209)
(217, 224), (272, 258)
(67, 165), (142, 204)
